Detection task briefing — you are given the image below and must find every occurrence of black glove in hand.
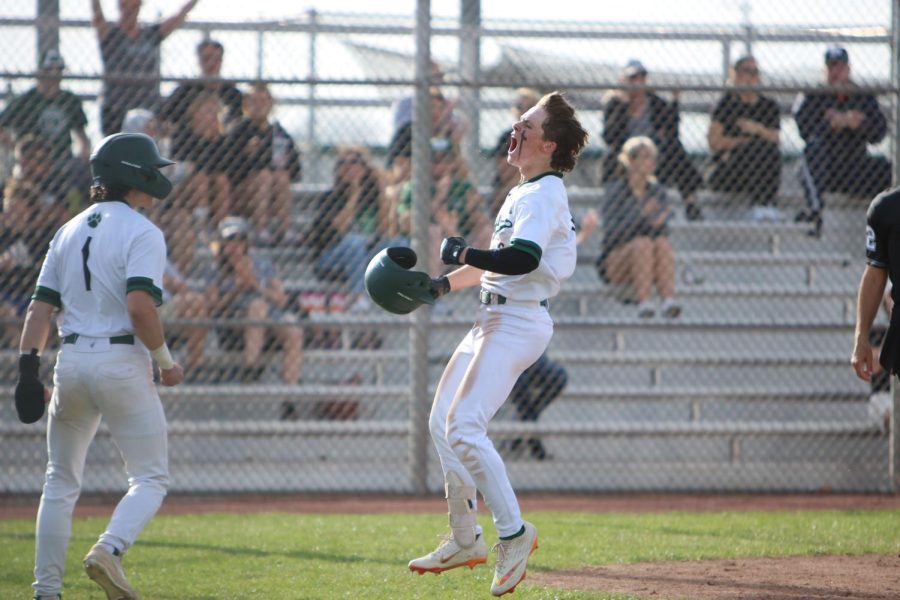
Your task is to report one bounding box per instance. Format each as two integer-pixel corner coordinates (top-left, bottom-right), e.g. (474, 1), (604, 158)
(440, 237), (467, 265)
(15, 350), (46, 424)
(430, 276), (451, 300)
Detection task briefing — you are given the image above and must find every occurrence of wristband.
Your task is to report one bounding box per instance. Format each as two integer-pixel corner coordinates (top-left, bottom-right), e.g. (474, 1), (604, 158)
(151, 344), (175, 370)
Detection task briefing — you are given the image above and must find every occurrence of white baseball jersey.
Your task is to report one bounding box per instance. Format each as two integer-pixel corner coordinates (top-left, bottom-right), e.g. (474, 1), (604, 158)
(480, 171), (577, 301)
(34, 201), (166, 339)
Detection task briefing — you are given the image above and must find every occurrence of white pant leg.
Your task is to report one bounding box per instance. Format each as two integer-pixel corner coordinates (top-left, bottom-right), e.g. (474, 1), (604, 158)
(429, 328), (482, 520)
(33, 352), (102, 597)
(90, 350), (169, 553)
(445, 306), (553, 537)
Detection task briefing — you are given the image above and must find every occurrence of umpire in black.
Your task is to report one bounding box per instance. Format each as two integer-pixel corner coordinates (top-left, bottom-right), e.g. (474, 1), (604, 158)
(852, 187), (900, 381)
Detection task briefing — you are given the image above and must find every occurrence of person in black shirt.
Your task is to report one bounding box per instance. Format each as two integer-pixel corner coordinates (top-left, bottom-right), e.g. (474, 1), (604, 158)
(602, 59), (704, 221)
(853, 186), (900, 383)
(91, 0), (200, 135)
(226, 82), (302, 245)
(0, 50), (89, 166)
(794, 47), (891, 236)
(159, 39), (243, 158)
(707, 55), (782, 218)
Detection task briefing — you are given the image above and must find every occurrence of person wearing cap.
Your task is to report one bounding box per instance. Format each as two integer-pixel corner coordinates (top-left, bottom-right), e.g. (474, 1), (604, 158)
(91, 0), (201, 135)
(0, 49), (89, 166)
(205, 216), (304, 384)
(707, 55), (782, 220)
(793, 46), (891, 236)
(602, 59), (704, 221)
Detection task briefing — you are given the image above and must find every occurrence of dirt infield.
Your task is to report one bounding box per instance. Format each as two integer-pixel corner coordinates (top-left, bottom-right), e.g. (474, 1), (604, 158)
(3, 492), (899, 599)
(532, 554), (900, 599)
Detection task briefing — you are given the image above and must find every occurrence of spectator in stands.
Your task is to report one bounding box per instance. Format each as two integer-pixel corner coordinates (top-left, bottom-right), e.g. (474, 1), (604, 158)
(393, 138), (491, 274)
(309, 146), (393, 299)
(206, 216), (304, 384)
(0, 179), (58, 347)
(159, 38), (244, 155)
(386, 86), (462, 171)
(391, 59), (446, 135)
(581, 136), (681, 319)
(2, 134), (75, 225)
(707, 55), (782, 221)
(602, 59), (704, 221)
(489, 87), (541, 215)
(161, 259), (209, 375)
(794, 47), (891, 237)
(171, 92), (232, 226)
(498, 353), (568, 461)
(0, 50), (90, 174)
(91, 0), (201, 135)
(226, 82), (302, 246)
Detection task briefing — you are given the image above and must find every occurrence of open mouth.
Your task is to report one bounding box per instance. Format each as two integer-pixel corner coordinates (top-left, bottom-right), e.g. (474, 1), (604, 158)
(507, 133), (518, 154)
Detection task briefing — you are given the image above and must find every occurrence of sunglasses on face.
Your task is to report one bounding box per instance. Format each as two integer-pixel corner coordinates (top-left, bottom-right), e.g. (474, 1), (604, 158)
(737, 67), (760, 76)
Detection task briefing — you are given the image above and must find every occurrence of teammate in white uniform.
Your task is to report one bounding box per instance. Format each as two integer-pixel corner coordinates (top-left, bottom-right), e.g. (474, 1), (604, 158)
(14, 133), (183, 600)
(409, 92), (588, 596)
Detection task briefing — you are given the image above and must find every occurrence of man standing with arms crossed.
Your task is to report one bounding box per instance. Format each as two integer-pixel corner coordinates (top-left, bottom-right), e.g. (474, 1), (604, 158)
(408, 92), (587, 596)
(15, 132), (183, 600)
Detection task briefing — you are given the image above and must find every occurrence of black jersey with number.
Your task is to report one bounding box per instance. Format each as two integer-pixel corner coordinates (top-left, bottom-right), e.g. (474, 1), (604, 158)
(866, 186), (900, 372)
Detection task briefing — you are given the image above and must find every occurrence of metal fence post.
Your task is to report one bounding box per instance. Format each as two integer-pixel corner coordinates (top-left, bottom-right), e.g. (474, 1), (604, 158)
(459, 0), (481, 170)
(890, 0), (900, 493)
(36, 0), (59, 67)
(410, 0), (433, 495)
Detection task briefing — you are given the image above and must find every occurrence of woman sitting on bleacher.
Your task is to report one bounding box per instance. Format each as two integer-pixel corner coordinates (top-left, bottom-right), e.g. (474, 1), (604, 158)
(206, 216), (304, 383)
(582, 136), (681, 319)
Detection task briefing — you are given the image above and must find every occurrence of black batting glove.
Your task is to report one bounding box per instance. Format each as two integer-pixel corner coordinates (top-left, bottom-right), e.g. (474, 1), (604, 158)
(15, 349), (46, 424)
(440, 237), (467, 265)
(430, 276), (451, 300)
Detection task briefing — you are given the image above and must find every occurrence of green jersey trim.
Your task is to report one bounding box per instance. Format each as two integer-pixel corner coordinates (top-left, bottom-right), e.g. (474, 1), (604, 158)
(32, 286), (62, 308)
(126, 276), (163, 306)
(509, 238), (542, 262)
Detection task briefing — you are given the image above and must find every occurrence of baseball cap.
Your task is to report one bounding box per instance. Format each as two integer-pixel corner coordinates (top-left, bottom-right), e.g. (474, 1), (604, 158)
(218, 216), (250, 240)
(622, 59), (648, 78)
(824, 46), (849, 65)
(40, 49), (66, 71)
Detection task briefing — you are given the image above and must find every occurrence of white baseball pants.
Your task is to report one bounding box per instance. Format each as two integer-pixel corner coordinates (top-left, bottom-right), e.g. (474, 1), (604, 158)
(33, 337), (169, 597)
(429, 303), (553, 537)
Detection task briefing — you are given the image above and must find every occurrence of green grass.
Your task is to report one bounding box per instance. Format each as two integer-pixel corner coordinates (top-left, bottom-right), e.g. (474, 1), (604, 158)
(2, 509), (899, 599)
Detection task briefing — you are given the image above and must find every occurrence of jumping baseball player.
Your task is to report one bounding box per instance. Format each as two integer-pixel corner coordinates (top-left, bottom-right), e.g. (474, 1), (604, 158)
(15, 132), (183, 600)
(408, 92), (588, 596)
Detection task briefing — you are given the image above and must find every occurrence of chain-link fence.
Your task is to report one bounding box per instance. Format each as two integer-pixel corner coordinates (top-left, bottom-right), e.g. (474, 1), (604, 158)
(1, 2), (898, 493)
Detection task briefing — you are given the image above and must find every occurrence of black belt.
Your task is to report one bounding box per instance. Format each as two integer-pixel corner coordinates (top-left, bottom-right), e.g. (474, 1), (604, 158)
(63, 333), (135, 345)
(479, 289), (548, 308)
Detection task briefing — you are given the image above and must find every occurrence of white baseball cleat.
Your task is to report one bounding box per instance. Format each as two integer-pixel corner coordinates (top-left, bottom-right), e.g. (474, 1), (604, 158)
(408, 532), (488, 574)
(490, 521), (538, 596)
(83, 545), (140, 600)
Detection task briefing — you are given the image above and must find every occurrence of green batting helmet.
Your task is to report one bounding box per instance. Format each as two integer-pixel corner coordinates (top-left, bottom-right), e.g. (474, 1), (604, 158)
(365, 247), (436, 315)
(90, 133), (175, 199)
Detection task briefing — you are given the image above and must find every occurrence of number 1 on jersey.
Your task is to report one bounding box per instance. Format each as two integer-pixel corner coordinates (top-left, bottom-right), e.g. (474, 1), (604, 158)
(81, 237), (92, 291)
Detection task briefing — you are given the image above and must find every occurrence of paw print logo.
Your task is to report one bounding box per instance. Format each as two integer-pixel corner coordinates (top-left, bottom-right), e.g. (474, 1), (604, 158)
(87, 213), (102, 228)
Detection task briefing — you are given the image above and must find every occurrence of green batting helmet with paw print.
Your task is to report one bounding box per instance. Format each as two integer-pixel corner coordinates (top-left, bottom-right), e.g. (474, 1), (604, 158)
(90, 133), (175, 199)
(365, 247), (436, 314)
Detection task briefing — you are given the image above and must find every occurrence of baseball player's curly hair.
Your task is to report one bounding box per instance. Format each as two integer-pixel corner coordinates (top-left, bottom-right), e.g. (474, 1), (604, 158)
(538, 91), (588, 172)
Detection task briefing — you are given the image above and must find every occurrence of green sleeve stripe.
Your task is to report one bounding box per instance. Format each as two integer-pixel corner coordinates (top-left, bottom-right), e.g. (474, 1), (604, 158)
(127, 276), (163, 306)
(510, 238), (542, 262)
(32, 286), (61, 308)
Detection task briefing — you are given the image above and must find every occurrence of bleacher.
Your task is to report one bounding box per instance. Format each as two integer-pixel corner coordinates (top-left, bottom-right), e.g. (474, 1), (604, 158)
(2, 181), (889, 495)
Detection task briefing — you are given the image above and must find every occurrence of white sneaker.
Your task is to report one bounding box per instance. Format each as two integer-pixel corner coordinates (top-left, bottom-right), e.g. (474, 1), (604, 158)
(490, 521), (538, 596)
(637, 300), (655, 319)
(408, 532), (488, 574)
(83, 545), (139, 599)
